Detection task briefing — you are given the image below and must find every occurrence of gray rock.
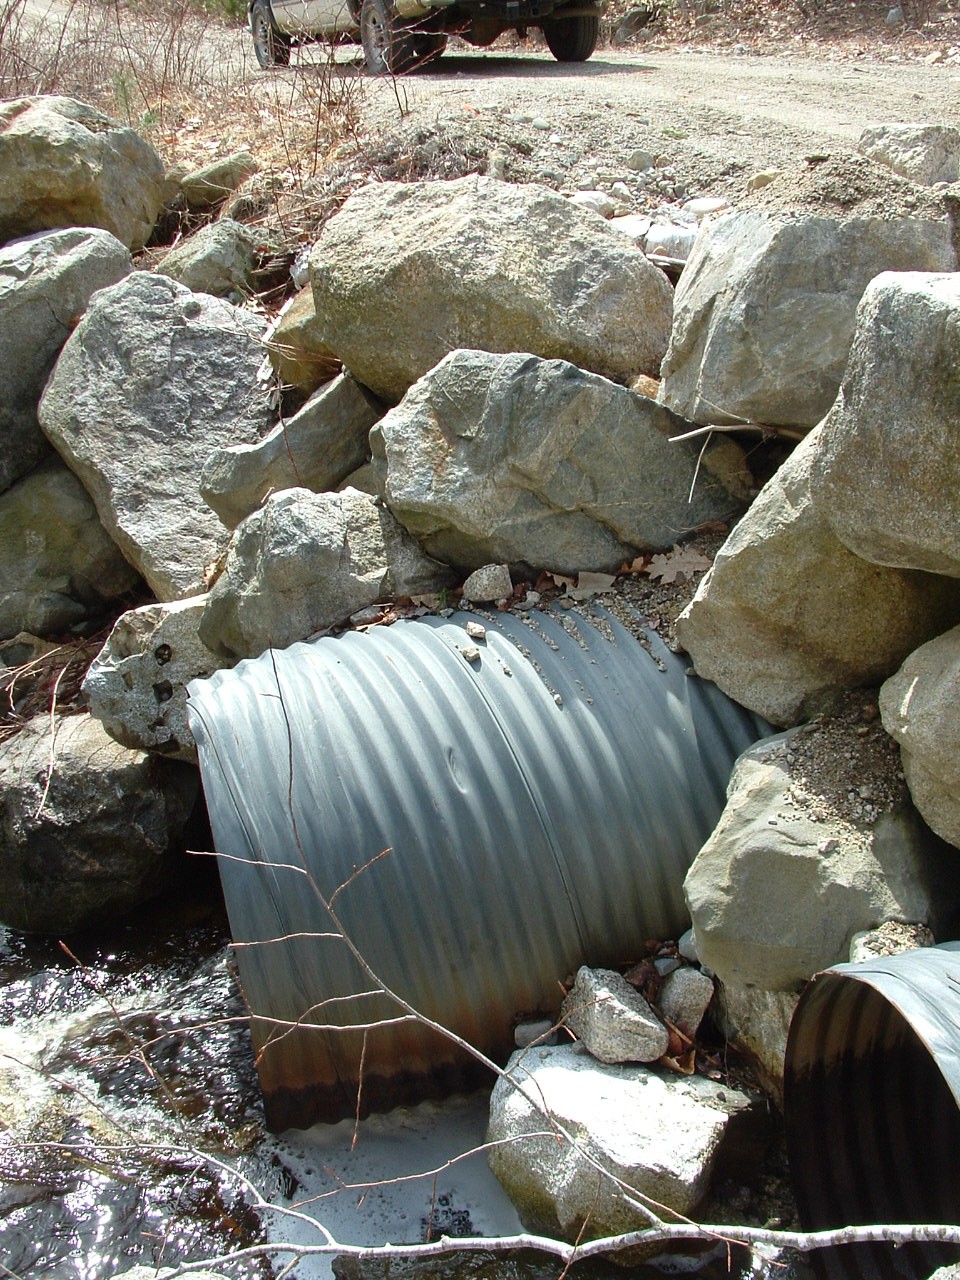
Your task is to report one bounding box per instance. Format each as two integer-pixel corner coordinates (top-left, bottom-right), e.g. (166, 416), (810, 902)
(371, 349), (750, 576)
(0, 712), (197, 933)
(676, 428), (960, 726)
(309, 176), (674, 403)
(0, 463), (140, 640)
(39, 272), (273, 600)
(683, 730), (960, 992)
(201, 373), (382, 529)
(858, 123), (960, 186)
(659, 204), (954, 430)
(880, 625), (960, 849)
(811, 272), (960, 577)
(561, 966), (669, 1064)
(0, 227), (131, 493)
(462, 563), (513, 603)
(568, 190), (616, 217)
(644, 221), (698, 261)
(487, 1043), (766, 1238)
(179, 151), (259, 212)
(199, 487), (453, 660)
(158, 218), (259, 298)
(0, 96), (164, 250)
(626, 149), (654, 172)
(83, 596), (223, 763)
(677, 927), (700, 963)
(658, 967), (714, 1038)
(264, 285), (341, 394)
(712, 983), (799, 1107)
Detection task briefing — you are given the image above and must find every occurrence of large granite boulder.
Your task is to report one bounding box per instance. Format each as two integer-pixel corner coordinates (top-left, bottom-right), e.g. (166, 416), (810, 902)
(0, 96), (165, 250)
(371, 349), (750, 575)
(0, 463), (141, 640)
(309, 176), (674, 403)
(676, 428), (960, 726)
(658, 155), (954, 430)
(811, 272), (960, 577)
(0, 226), (131, 494)
(198, 487), (453, 660)
(881, 625), (960, 850)
(684, 722), (960, 993)
(201, 374), (382, 529)
(487, 1043), (767, 1240)
(0, 713), (198, 933)
(39, 272), (273, 600)
(858, 123), (960, 186)
(83, 596), (224, 764)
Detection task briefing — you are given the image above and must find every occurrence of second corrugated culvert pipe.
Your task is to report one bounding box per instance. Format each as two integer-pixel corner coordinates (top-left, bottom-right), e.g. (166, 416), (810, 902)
(784, 942), (960, 1280)
(187, 604), (765, 1131)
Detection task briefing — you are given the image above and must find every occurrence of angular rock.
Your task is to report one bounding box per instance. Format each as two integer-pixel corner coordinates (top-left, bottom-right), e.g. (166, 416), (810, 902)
(0, 712), (198, 933)
(199, 487), (453, 660)
(676, 428), (960, 726)
(0, 463), (141, 640)
(684, 730), (960, 992)
(858, 123), (960, 186)
(371, 349), (750, 575)
(39, 272), (273, 600)
(561, 967), (669, 1064)
(264, 286), (341, 394)
(0, 226), (131, 493)
(487, 1043), (766, 1239)
(811, 272), (960, 577)
(713, 983), (799, 1107)
(880, 625), (960, 849)
(0, 96), (164, 250)
(462, 563), (513, 604)
(310, 176), (674, 403)
(659, 171), (954, 429)
(179, 151), (259, 211)
(83, 596), (224, 763)
(201, 374), (382, 529)
(157, 218), (259, 298)
(658, 966), (715, 1038)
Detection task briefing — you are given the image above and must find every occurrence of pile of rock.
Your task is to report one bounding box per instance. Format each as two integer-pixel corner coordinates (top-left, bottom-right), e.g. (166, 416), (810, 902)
(2, 92), (960, 1244)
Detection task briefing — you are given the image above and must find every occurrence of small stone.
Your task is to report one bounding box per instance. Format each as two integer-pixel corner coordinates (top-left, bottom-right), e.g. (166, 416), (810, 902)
(626, 148), (655, 172)
(462, 563), (512, 603)
(569, 190), (616, 218)
(531, 118), (551, 131)
(610, 181), (633, 202)
(465, 620), (486, 640)
(849, 920), (935, 964)
(553, 694), (563, 707)
(609, 213), (652, 242)
(885, 4), (904, 22)
(514, 1018), (558, 1048)
(460, 645), (481, 663)
(654, 955), (681, 977)
(562, 966), (669, 1064)
(658, 966), (715, 1037)
(678, 928), (700, 963)
(746, 168), (783, 192)
(682, 196), (731, 219)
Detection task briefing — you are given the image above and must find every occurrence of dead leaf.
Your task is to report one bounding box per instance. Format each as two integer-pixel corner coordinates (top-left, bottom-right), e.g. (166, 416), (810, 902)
(564, 571), (617, 601)
(659, 1048), (697, 1075)
(644, 543), (713, 585)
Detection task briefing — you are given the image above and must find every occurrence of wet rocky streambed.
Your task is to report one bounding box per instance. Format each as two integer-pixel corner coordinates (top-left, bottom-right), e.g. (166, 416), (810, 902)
(0, 863), (810, 1280)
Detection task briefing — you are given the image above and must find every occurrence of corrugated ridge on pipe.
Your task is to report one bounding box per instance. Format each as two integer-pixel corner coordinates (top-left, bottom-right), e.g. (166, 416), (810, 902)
(188, 604), (766, 1131)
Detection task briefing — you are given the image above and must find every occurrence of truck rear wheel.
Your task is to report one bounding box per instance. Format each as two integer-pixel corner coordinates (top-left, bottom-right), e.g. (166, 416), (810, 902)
(542, 12), (599, 61)
(360, 0), (421, 74)
(251, 0), (291, 68)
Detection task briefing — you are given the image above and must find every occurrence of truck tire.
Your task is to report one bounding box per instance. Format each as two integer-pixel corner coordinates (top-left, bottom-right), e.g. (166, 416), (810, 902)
(251, 0), (291, 68)
(360, 0), (421, 74)
(542, 12), (599, 61)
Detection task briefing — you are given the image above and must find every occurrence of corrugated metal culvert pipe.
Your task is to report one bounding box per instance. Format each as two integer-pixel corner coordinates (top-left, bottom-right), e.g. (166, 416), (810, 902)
(784, 942), (960, 1280)
(187, 605), (765, 1131)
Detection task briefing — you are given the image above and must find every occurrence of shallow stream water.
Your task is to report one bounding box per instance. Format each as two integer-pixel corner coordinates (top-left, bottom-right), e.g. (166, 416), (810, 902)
(0, 869), (806, 1280)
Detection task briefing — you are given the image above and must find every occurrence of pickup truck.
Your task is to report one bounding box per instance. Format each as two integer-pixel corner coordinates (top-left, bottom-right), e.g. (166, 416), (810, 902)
(250, 0), (604, 74)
